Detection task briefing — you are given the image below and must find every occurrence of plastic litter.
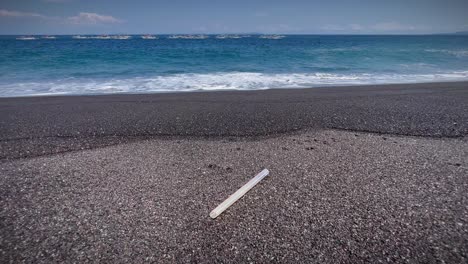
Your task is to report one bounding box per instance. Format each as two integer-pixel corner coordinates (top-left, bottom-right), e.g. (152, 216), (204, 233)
(210, 169), (270, 219)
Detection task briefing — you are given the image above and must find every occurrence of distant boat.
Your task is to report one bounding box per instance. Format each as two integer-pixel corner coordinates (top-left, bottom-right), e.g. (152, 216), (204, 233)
(215, 34), (242, 39)
(141, 35), (158, 39)
(111, 35), (132, 40)
(93, 35), (112, 39)
(87, 35), (131, 40)
(168, 35), (209, 39)
(259, 35), (286, 39)
(190, 35), (209, 39)
(72, 35), (88, 39)
(41, 35), (57, 39)
(16, 36), (36, 40)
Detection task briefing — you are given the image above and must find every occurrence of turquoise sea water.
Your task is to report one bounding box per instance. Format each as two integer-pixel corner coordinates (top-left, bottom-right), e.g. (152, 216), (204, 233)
(1, 35), (468, 97)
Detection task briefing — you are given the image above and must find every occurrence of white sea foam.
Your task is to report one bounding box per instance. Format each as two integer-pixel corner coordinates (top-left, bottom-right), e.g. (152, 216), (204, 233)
(1, 71), (468, 97)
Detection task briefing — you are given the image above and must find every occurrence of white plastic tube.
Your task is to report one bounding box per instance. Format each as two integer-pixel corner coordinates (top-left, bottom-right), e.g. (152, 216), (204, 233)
(210, 169), (270, 219)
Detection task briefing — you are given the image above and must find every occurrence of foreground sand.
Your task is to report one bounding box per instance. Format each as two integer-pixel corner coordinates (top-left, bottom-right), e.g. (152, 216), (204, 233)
(1, 129), (467, 263)
(1, 82), (468, 262)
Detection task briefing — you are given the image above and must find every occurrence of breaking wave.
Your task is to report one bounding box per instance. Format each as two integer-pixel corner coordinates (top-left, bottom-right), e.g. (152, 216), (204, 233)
(2, 71), (468, 97)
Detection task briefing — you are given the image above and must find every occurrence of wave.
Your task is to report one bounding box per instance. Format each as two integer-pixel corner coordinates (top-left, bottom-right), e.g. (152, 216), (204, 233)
(1, 71), (468, 97)
(425, 49), (468, 57)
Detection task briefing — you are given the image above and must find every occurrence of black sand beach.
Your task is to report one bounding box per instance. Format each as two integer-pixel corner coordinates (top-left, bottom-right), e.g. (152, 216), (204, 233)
(1, 82), (468, 263)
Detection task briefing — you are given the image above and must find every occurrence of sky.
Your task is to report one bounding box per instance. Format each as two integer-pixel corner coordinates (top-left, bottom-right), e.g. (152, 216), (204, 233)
(1, 0), (468, 35)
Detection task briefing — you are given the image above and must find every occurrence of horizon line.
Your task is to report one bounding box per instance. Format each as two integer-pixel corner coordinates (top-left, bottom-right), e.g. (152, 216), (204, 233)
(1, 32), (465, 36)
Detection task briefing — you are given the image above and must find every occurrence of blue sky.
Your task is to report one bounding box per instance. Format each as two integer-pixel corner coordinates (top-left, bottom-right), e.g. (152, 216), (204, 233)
(1, 0), (468, 34)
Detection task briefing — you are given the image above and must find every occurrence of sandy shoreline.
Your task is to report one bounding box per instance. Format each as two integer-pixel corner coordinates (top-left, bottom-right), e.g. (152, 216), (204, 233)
(1, 82), (468, 262)
(1, 81), (468, 160)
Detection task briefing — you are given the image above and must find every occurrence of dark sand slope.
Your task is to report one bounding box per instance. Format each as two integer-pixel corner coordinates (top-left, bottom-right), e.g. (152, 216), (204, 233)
(0, 82), (468, 263)
(1, 82), (468, 160)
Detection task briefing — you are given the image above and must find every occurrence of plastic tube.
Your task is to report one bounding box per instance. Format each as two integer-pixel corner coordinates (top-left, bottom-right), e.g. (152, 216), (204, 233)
(210, 169), (270, 219)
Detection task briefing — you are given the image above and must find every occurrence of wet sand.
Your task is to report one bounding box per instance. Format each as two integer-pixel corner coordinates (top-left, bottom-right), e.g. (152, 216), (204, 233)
(1, 82), (468, 262)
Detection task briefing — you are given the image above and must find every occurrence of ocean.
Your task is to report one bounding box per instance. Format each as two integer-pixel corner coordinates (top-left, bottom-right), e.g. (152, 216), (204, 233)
(1, 35), (468, 97)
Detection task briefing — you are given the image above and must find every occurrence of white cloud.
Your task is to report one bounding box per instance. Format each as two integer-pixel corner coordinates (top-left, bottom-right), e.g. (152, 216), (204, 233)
(1, 9), (122, 26)
(67, 12), (122, 25)
(0, 9), (47, 19)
